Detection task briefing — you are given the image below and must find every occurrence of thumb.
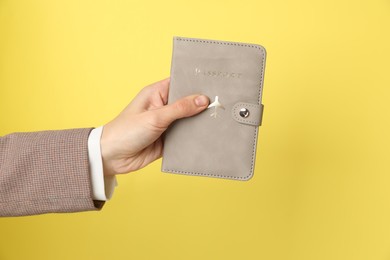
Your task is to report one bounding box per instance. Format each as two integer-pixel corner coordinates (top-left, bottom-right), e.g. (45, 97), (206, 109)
(153, 94), (209, 127)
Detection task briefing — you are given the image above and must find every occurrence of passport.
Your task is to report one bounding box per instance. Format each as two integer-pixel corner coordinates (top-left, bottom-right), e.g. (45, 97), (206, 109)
(162, 36), (266, 180)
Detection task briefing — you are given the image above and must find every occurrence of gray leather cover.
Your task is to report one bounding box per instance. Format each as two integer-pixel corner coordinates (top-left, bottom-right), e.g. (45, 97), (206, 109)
(162, 36), (266, 180)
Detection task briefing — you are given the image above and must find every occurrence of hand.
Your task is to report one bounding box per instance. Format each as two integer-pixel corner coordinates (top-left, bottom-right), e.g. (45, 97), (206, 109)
(100, 78), (209, 176)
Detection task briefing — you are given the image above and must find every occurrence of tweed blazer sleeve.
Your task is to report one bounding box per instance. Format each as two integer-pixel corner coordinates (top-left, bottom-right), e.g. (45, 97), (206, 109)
(0, 128), (104, 217)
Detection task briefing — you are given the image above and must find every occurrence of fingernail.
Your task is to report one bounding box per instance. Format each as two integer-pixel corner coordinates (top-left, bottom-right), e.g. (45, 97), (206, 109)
(195, 95), (209, 107)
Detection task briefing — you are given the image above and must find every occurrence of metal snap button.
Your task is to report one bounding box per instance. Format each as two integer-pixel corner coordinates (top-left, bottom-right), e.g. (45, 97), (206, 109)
(239, 108), (250, 118)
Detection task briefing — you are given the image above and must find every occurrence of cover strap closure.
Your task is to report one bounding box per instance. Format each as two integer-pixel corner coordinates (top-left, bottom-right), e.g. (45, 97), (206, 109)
(232, 102), (264, 126)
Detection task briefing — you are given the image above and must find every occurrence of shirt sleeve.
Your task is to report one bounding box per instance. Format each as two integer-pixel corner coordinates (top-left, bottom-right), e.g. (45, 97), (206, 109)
(87, 126), (117, 201)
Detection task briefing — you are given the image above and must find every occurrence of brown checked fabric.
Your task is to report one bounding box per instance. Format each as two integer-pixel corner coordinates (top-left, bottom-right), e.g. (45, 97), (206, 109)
(0, 128), (103, 217)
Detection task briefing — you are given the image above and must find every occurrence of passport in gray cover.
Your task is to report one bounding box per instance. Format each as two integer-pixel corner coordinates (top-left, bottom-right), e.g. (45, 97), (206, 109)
(162, 36), (266, 180)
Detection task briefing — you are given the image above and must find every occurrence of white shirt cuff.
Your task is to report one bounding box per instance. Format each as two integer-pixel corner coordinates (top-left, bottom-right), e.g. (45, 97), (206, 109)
(87, 126), (117, 201)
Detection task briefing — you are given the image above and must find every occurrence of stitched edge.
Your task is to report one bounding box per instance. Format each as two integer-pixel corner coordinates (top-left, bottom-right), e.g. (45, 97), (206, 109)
(165, 37), (266, 180)
(163, 169), (250, 180)
(175, 37), (264, 50)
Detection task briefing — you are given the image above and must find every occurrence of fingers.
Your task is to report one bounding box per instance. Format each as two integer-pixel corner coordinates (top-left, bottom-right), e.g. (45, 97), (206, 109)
(151, 94), (209, 128)
(126, 78), (171, 114)
(153, 78), (170, 105)
(123, 78), (209, 130)
(141, 77), (171, 105)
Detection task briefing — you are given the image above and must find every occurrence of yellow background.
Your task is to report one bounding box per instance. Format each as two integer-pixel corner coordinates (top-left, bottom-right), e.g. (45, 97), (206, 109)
(1, 0), (390, 259)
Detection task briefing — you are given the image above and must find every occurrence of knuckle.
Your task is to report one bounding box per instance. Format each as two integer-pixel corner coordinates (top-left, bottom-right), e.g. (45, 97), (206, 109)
(148, 113), (163, 127)
(173, 99), (192, 115)
(147, 112), (169, 131)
